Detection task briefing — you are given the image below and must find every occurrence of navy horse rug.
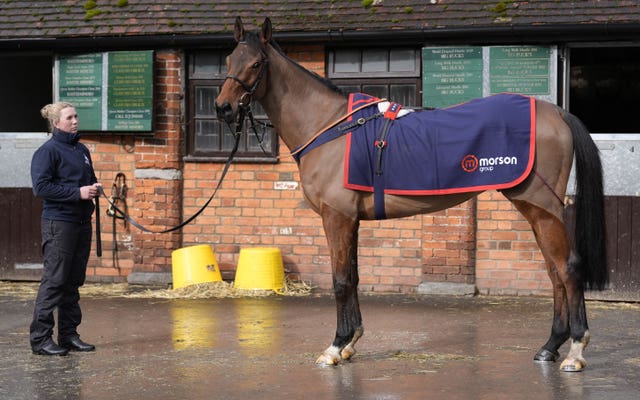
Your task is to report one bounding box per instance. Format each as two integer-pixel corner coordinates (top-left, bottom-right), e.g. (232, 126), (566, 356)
(292, 92), (535, 219)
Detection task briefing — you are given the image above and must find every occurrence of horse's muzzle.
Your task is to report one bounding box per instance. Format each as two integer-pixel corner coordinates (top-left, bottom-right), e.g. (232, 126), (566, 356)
(215, 101), (236, 124)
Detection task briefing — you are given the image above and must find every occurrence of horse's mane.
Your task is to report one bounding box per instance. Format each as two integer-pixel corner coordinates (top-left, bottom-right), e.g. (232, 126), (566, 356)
(245, 31), (344, 96)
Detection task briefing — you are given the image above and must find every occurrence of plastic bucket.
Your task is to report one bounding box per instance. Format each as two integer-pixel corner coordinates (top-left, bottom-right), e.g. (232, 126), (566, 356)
(171, 244), (222, 290)
(234, 247), (284, 291)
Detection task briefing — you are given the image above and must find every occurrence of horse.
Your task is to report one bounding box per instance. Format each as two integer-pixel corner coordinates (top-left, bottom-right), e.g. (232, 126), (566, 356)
(215, 17), (607, 372)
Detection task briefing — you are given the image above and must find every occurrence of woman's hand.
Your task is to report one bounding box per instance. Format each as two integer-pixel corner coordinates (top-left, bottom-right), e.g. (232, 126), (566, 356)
(80, 183), (102, 200)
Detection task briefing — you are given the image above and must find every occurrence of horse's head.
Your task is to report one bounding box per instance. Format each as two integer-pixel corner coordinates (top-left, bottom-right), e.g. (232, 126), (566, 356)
(215, 17), (272, 124)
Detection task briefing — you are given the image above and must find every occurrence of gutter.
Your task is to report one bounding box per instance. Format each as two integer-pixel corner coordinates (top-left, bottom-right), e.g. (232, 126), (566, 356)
(1, 23), (639, 51)
(293, 23), (640, 46)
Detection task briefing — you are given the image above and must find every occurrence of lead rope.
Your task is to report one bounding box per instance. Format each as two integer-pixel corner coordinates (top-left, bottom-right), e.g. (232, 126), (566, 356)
(246, 105), (273, 154)
(95, 195), (101, 257)
(98, 110), (244, 234)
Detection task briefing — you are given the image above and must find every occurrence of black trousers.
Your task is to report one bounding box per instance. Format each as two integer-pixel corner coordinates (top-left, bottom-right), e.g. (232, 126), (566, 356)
(30, 219), (92, 350)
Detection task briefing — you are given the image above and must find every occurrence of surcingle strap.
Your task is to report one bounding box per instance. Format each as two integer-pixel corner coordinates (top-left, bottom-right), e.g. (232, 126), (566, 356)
(290, 97), (385, 161)
(338, 113), (383, 133)
(373, 102), (402, 219)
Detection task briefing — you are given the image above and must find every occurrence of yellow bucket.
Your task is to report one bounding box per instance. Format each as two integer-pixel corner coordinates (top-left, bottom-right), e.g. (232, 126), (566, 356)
(234, 247), (284, 291)
(171, 244), (222, 290)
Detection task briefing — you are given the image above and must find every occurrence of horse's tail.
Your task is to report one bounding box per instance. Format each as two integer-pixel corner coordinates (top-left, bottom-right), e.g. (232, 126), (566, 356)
(563, 111), (609, 290)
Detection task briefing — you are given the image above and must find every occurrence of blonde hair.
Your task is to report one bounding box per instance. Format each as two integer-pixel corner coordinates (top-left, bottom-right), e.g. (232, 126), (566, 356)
(40, 102), (75, 132)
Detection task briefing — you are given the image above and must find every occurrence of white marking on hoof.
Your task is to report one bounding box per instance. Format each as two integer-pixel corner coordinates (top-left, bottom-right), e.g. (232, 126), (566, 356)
(316, 346), (341, 365)
(560, 332), (590, 372)
(560, 358), (586, 372)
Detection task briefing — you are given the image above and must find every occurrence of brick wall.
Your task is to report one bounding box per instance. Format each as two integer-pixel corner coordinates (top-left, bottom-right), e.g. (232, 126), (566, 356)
(422, 200), (476, 285)
(82, 46), (551, 296)
(131, 50), (184, 276)
(85, 49), (184, 281)
(476, 192), (551, 295)
(85, 136), (136, 281)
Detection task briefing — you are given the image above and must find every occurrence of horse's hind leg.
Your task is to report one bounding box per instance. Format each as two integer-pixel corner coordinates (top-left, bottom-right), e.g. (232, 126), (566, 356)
(316, 205), (363, 365)
(510, 200), (590, 372)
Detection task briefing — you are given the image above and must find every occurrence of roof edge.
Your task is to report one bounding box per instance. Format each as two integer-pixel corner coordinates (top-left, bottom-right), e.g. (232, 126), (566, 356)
(2, 23), (640, 51)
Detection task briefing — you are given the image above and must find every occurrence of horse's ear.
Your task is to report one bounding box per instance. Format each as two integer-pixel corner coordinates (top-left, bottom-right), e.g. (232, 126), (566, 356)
(234, 16), (245, 42)
(260, 17), (272, 44)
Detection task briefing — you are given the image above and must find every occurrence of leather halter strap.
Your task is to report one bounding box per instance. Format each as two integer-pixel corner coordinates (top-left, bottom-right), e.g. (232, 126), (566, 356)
(224, 45), (268, 108)
(288, 98), (387, 158)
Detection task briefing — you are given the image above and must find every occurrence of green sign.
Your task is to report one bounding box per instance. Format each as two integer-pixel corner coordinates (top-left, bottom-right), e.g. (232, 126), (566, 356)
(422, 47), (483, 108)
(489, 46), (551, 95)
(57, 51), (153, 132)
(57, 53), (103, 130)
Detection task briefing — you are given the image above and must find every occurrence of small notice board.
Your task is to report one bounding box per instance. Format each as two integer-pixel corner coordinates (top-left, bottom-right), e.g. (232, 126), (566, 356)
(422, 45), (556, 108)
(422, 47), (483, 108)
(55, 50), (154, 133)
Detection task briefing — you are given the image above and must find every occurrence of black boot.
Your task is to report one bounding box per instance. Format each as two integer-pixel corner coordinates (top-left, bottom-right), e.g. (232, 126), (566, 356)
(59, 336), (95, 352)
(33, 341), (69, 356)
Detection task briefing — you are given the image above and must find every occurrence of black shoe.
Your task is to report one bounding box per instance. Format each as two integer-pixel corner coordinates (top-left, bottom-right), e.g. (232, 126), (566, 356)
(59, 337), (95, 352)
(33, 342), (69, 356)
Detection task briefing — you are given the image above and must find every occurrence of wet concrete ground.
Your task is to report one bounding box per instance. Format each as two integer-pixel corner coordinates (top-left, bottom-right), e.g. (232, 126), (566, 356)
(1, 290), (639, 400)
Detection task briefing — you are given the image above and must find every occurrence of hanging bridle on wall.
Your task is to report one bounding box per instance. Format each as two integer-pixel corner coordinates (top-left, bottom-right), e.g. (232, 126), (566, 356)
(104, 172), (128, 267)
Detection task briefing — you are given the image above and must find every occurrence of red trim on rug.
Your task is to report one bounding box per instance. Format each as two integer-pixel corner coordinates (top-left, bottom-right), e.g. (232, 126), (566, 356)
(343, 94), (537, 196)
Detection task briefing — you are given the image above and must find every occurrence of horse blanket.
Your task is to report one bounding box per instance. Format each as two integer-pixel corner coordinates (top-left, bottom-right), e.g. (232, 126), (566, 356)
(292, 92), (536, 219)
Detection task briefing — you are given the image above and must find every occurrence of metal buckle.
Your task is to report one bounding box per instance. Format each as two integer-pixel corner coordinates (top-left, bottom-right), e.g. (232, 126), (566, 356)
(239, 92), (252, 108)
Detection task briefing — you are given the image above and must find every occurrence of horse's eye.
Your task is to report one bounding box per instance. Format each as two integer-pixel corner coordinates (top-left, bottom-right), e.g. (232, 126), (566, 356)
(252, 62), (260, 69)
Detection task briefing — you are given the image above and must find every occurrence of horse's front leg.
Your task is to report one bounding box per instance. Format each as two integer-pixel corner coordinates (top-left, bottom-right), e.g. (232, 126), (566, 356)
(316, 205), (363, 365)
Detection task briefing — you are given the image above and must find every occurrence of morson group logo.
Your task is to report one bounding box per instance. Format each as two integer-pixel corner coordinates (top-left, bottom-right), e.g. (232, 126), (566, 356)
(461, 154), (479, 172)
(461, 154), (518, 173)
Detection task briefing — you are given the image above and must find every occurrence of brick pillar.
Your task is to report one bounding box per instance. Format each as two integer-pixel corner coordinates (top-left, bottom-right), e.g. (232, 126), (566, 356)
(475, 192), (551, 295)
(128, 49), (184, 285)
(418, 199), (477, 295)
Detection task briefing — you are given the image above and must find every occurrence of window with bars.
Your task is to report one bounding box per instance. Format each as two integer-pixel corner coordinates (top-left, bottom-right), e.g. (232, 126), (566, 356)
(327, 48), (422, 108)
(186, 52), (278, 162)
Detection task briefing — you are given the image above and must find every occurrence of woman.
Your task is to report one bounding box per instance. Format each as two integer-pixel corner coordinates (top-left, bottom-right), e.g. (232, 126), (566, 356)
(30, 102), (101, 356)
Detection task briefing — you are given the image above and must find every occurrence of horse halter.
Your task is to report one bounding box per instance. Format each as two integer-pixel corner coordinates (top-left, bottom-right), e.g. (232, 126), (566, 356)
(222, 45), (273, 154)
(224, 47), (268, 109)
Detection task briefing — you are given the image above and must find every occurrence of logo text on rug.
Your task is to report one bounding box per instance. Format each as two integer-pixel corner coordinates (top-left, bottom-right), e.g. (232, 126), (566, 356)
(461, 154), (518, 173)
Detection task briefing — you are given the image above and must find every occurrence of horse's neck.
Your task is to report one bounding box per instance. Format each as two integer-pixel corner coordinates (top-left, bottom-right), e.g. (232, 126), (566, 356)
(261, 47), (347, 152)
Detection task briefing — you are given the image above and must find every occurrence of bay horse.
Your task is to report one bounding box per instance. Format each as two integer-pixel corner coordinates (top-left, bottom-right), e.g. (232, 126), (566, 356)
(215, 17), (607, 372)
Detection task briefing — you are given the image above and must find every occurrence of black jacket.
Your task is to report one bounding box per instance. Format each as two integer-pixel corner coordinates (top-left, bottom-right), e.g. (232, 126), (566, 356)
(30, 128), (97, 223)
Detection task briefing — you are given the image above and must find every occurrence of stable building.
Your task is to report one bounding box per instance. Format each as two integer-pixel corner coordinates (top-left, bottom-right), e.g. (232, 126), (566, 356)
(0, 0), (638, 300)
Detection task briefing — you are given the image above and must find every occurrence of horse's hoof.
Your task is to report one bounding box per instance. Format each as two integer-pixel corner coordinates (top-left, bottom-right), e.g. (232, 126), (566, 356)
(315, 353), (339, 365)
(341, 346), (356, 360)
(316, 346), (341, 365)
(560, 358), (586, 372)
(534, 348), (559, 362)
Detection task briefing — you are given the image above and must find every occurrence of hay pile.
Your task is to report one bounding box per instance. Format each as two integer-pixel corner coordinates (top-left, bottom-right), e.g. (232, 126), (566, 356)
(126, 276), (314, 299)
(0, 276), (313, 300)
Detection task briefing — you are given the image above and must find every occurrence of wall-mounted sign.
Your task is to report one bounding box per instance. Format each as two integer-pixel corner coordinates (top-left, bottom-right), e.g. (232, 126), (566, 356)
(55, 51), (153, 133)
(57, 53), (103, 130)
(422, 47), (483, 108)
(489, 46), (551, 95)
(423, 46), (556, 108)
